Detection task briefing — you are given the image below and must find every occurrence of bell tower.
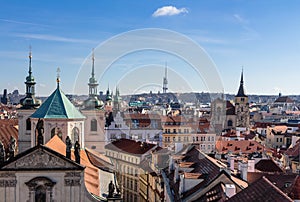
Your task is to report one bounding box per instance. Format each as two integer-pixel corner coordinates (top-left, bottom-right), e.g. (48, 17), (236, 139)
(234, 70), (249, 129)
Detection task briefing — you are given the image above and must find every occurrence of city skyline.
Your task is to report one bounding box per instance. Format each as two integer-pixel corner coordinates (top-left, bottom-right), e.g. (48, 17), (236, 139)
(1, 1), (300, 96)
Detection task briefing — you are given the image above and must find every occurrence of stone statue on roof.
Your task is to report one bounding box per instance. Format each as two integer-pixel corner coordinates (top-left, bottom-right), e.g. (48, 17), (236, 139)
(36, 118), (44, 145)
(108, 180), (115, 198)
(0, 141), (5, 164)
(7, 136), (16, 159)
(74, 141), (80, 164)
(65, 136), (72, 159)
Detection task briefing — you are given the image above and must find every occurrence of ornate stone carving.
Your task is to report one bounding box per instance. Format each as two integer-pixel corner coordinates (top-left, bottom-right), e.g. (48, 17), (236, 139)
(0, 179), (17, 187)
(64, 172), (81, 186)
(0, 172), (16, 177)
(64, 179), (81, 186)
(65, 172), (81, 177)
(3, 148), (78, 169)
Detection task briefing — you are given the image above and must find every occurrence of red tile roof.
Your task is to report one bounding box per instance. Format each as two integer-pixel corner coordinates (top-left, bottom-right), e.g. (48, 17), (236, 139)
(228, 176), (293, 202)
(45, 135), (100, 197)
(0, 119), (18, 152)
(105, 138), (156, 155)
(216, 140), (269, 154)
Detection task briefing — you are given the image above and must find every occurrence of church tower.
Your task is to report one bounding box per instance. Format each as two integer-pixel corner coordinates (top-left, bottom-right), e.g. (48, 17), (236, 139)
(162, 64), (168, 94)
(234, 70), (250, 129)
(18, 48), (42, 153)
(81, 51), (106, 153)
(113, 86), (122, 112)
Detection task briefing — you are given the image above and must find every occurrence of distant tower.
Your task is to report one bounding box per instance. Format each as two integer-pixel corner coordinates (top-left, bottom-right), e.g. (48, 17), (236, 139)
(163, 63), (168, 94)
(234, 70), (250, 129)
(105, 85), (112, 106)
(113, 86), (122, 112)
(83, 49), (103, 109)
(1, 89), (8, 104)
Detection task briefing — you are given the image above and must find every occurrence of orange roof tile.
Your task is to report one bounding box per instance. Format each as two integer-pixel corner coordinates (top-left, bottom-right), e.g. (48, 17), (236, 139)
(216, 140), (270, 154)
(45, 135), (100, 197)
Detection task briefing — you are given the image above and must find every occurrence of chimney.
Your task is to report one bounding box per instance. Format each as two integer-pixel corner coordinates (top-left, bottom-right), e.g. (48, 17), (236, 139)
(169, 156), (174, 172)
(240, 161), (248, 181)
(228, 155), (235, 171)
(174, 164), (179, 183)
(248, 159), (255, 172)
(225, 184), (236, 198)
(179, 173), (185, 195)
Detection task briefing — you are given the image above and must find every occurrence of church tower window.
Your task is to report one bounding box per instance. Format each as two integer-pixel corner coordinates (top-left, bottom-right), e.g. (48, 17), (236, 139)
(91, 119), (97, 131)
(26, 118), (31, 130)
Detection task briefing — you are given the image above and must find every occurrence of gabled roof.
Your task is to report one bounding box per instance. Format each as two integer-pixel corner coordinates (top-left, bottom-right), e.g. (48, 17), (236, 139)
(228, 176), (293, 202)
(0, 143), (84, 171)
(255, 159), (283, 173)
(274, 96), (294, 103)
(31, 86), (85, 119)
(289, 175), (300, 200)
(105, 138), (156, 156)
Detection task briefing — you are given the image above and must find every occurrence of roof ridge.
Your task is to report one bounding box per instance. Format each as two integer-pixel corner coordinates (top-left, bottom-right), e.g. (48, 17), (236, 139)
(57, 87), (68, 117)
(261, 176), (293, 201)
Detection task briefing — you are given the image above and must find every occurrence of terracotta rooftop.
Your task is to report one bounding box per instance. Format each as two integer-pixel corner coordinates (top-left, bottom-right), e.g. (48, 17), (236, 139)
(255, 159), (283, 173)
(105, 138), (156, 156)
(228, 176), (293, 202)
(0, 119), (18, 152)
(45, 135), (100, 197)
(184, 172), (203, 179)
(216, 140), (268, 154)
(285, 140), (300, 157)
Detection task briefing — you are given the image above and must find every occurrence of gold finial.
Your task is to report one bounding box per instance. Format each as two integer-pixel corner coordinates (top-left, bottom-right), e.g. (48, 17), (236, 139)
(56, 67), (61, 85)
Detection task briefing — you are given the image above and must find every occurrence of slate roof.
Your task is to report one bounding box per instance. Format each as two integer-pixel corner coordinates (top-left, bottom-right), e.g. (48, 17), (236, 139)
(274, 96), (294, 103)
(228, 176), (293, 202)
(31, 86), (85, 119)
(105, 138), (156, 156)
(255, 159), (283, 173)
(288, 175), (300, 200)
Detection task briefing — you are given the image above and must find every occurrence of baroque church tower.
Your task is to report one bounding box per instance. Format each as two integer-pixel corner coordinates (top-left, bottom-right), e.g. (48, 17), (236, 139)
(18, 48), (42, 153)
(234, 70), (250, 129)
(81, 51), (106, 153)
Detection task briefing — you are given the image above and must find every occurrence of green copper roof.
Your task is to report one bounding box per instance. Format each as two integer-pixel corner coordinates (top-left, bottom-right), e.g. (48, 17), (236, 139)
(31, 86), (85, 119)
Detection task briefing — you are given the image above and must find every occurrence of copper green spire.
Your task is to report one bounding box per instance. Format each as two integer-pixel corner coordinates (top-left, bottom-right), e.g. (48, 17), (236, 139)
(20, 47), (41, 109)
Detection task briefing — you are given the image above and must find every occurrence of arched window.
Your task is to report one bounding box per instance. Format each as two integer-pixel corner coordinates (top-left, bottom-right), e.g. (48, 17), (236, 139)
(71, 127), (80, 144)
(228, 120), (233, 127)
(26, 118), (31, 130)
(35, 185), (46, 202)
(51, 127), (62, 139)
(91, 119), (97, 131)
(25, 177), (56, 202)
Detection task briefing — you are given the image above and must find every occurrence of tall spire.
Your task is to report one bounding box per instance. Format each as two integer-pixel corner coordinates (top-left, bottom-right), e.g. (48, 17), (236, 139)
(20, 47), (41, 109)
(29, 45), (32, 76)
(236, 68), (247, 97)
(91, 48), (95, 78)
(163, 62), (168, 94)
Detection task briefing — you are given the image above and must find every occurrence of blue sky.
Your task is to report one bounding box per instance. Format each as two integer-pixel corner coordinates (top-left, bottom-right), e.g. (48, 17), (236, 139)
(1, 1), (300, 96)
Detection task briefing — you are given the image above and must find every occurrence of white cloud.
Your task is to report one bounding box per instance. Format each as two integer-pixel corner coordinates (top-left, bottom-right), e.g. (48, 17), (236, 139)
(15, 33), (95, 44)
(152, 6), (188, 17)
